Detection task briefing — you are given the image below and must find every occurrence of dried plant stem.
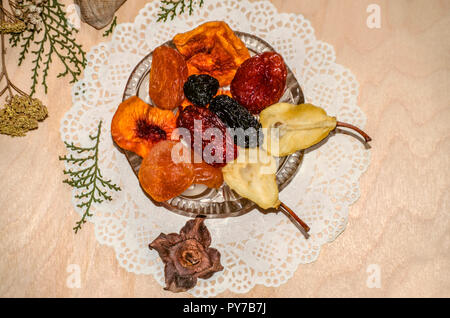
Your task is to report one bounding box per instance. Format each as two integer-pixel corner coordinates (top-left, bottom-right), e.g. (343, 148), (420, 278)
(8, 0), (87, 96)
(0, 1), (27, 99)
(1, 5), (14, 21)
(279, 201), (310, 234)
(336, 121), (372, 143)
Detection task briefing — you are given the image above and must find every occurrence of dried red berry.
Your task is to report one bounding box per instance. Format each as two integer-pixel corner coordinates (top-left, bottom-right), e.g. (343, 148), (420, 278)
(230, 52), (287, 114)
(176, 105), (238, 168)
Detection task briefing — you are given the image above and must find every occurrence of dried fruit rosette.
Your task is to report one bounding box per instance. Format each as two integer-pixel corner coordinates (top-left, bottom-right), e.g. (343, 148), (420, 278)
(149, 216), (223, 293)
(173, 21), (250, 87)
(111, 96), (176, 158)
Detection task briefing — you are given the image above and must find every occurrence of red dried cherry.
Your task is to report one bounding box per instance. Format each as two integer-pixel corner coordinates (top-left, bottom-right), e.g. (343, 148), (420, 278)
(176, 105), (238, 168)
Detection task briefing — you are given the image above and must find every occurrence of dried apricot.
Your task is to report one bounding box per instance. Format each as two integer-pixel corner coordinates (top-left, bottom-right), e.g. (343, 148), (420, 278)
(149, 46), (188, 110)
(111, 96), (177, 158)
(138, 140), (195, 202)
(173, 21), (250, 87)
(231, 52), (287, 114)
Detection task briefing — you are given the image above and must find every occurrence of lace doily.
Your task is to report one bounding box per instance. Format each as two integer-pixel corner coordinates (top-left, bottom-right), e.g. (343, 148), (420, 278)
(60, 0), (370, 297)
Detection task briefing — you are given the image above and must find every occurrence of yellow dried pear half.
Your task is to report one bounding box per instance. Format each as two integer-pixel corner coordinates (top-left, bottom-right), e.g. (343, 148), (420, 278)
(260, 103), (337, 157)
(222, 147), (280, 210)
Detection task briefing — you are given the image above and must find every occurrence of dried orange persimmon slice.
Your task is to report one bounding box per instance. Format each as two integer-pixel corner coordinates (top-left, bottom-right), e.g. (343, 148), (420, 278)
(173, 21), (250, 87)
(138, 140), (195, 202)
(111, 96), (177, 158)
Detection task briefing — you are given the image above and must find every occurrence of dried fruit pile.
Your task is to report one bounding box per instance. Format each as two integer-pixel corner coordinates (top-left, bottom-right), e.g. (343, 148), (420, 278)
(110, 20), (372, 293)
(111, 22), (370, 225)
(111, 20), (371, 207)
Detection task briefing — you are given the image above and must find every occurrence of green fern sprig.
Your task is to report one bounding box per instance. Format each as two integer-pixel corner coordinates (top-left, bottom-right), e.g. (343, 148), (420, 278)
(9, 0), (87, 96)
(59, 121), (121, 234)
(157, 0), (204, 22)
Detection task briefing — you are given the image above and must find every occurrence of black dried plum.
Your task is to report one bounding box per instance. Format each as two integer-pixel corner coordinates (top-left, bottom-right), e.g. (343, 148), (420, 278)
(183, 75), (220, 107)
(209, 95), (263, 148)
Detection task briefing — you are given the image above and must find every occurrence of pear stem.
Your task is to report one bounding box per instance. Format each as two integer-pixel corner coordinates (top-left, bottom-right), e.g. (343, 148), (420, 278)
(336, 121), (372, 143)
(279, 202), (310, 233)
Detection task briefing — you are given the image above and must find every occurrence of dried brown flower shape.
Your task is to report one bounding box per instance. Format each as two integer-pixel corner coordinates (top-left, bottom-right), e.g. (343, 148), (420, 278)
(149, 216), (223, 293)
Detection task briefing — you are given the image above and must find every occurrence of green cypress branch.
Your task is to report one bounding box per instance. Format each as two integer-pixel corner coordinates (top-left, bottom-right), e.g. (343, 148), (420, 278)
(59, 121), (121, 234)
(157, 0), (204, 23)
(9, 0), (87, 96)
(102, 16), (117, 37)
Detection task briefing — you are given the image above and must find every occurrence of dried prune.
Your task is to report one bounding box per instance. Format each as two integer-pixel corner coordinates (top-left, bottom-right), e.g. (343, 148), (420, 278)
(149, 46), (188, 110)
(209, 95), (263, 148)
(138, 140), (195, 202)
(173, 21), (250, 87)
(176, 105), (238, 168)
(184, 75), (219, 107)
(230, 52), (287, 114)
(180, 88), (232, 108)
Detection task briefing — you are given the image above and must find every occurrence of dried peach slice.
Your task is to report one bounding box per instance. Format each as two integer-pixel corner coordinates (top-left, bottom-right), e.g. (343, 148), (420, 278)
(111, 96), (177, 158)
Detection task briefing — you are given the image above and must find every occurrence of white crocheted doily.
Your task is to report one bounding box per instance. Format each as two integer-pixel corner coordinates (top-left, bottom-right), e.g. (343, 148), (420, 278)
(60, 0), (370, 297)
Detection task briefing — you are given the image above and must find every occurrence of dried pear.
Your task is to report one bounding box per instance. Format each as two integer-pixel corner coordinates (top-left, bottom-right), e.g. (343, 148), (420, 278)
(222, 148), (280, 210)
(260, 103), (337, 157)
